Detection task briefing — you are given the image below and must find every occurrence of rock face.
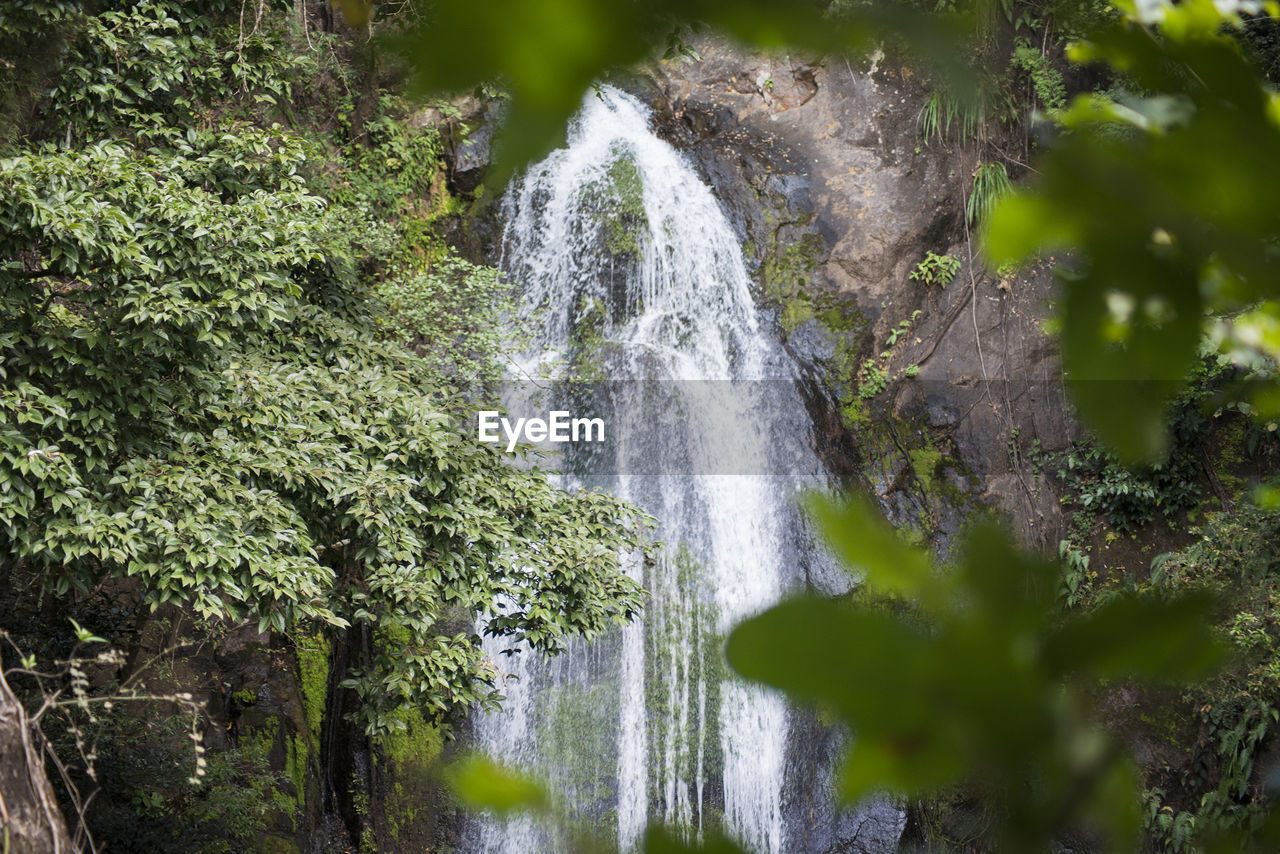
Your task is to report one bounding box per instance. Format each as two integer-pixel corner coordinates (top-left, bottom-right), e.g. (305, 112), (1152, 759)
(652, 41), (955, 309)
(641, 38), (1077, 548)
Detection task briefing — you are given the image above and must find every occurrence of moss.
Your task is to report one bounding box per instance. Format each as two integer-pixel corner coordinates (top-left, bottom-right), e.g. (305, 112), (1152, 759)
(637, 544), (725, 838)
(751, 193), (827, 337)
(238, 720), (305, 834)
(1137, 707), (1197, 752)
(780, 297), (815, 333)
(255, 835), (302, 854)
(582, 146), (648, 258)
(282, 733), (307, 822)
(233, 687), (258, 705)
(816, 302), (870, 427)
(374, 705), (444, 845)
(909, 441), (945, 497)
(295, 634), (329, 742)
(377, 705), (444, 768)
(241, 722), (278, 761)
(567, 294), (610, 385)
(906, 430), (972, 504)
(840, 397), (870, 431)
(538, 676), (624, 823)
(901, 522), (927, 547)
(271, 784), (299, 830)
(760, 232), (824, 304)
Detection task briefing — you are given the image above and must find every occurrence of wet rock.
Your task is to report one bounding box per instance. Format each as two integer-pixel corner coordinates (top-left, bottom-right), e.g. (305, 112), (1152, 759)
(788, 317), (839, 364)
(450, 100), (502, 193)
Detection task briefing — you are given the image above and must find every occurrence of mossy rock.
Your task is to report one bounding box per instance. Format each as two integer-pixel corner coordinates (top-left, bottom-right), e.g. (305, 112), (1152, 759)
(255, 834), (302, 854)
(371, 706), (448, 849)
(581, 145), (649, 259)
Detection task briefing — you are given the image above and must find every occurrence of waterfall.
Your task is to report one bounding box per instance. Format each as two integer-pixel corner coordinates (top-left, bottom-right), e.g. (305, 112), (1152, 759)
(465, 86), (901, 854)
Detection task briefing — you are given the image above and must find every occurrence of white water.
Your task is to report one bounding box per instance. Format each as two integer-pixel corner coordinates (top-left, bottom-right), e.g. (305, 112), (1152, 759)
(465, 87), (882, 854)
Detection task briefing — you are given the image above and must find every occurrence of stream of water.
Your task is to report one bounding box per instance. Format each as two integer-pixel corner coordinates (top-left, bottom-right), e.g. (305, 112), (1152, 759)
(464, 86), (902, 854)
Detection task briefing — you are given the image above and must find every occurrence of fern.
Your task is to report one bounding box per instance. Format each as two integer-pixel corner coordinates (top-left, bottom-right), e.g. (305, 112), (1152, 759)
(917, 80), (1016, 146)
(917, 89), (981, 145)
(967, 161), (1012, 227)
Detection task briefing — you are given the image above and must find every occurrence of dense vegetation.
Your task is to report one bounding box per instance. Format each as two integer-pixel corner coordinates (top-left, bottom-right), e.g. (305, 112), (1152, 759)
(2, 0), (1280, 852)
(0, 1), (649, 849)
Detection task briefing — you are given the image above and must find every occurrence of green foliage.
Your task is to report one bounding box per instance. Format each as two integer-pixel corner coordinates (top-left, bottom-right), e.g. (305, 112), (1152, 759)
(725, 495), (1225, 852)
(374, 256), (520, 402)
(1052, 356), (1227, 532)
(1145, 789), (1198, 854)
(916, 74), (1019, 147)
(966, 160), (1012, 227)
(909, 250), (961, 288)
(0, 0), (79, 140)
(661, 26), (704, 65)
(326, 98), (448, 227)
(1055, 441), (1199, 533)
(984, 0), (1280, 461)
(917, 88), (984, 145)
(0, 0), (654, 745)
(858, 358), (888, 398)
(1058, 539), (1093, 608)
(1010, 39), (1067, 112)
(886, 310), (922, 346)
(446, 754), (550, 814)
(1130, 501), (1280, 849)
(42, 0), (313, 143)
(91, 725), (284, 854)
(0, 126), (648, 737)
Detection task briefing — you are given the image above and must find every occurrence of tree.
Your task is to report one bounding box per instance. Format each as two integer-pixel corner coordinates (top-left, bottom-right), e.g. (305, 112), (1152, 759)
(0, 127), (648, 738)
(0, 669), (75, 854)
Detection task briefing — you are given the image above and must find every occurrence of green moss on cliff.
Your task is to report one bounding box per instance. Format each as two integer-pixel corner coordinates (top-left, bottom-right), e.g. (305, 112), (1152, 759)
(581, 147), (648, 258)
(374, 705), (445, 846)
(910, 445), (944, 496)
(378, 706), (444, 768)
(255, 835), (302, 854)
(759, 229), (826, 335)
(295, 635), (329, 742)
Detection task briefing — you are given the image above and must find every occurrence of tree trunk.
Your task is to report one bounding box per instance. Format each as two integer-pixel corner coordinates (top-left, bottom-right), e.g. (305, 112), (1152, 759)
(0, 669), (75, 853)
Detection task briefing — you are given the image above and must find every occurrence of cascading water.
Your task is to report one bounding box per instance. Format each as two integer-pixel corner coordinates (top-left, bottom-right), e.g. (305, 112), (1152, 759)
(465, 86), (902, 854)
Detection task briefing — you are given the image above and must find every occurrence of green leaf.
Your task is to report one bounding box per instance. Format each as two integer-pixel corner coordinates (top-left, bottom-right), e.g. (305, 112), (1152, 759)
(445, 755), (549, 815)
(1045, 592), (1225, 681)
(804, 494), (941, 605)
(642, 825), (746, 854)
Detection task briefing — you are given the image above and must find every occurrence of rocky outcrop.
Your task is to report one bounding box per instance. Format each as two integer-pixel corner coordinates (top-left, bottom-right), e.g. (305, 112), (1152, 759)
(642, 38), (1077, 549)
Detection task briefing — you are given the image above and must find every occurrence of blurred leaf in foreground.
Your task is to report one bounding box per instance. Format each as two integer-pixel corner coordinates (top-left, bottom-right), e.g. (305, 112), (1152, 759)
(394, 0), (973, 185)
(445, 754), (549, 814)
(727, 494), (1225, 851)
(643, 825), (747, 854)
